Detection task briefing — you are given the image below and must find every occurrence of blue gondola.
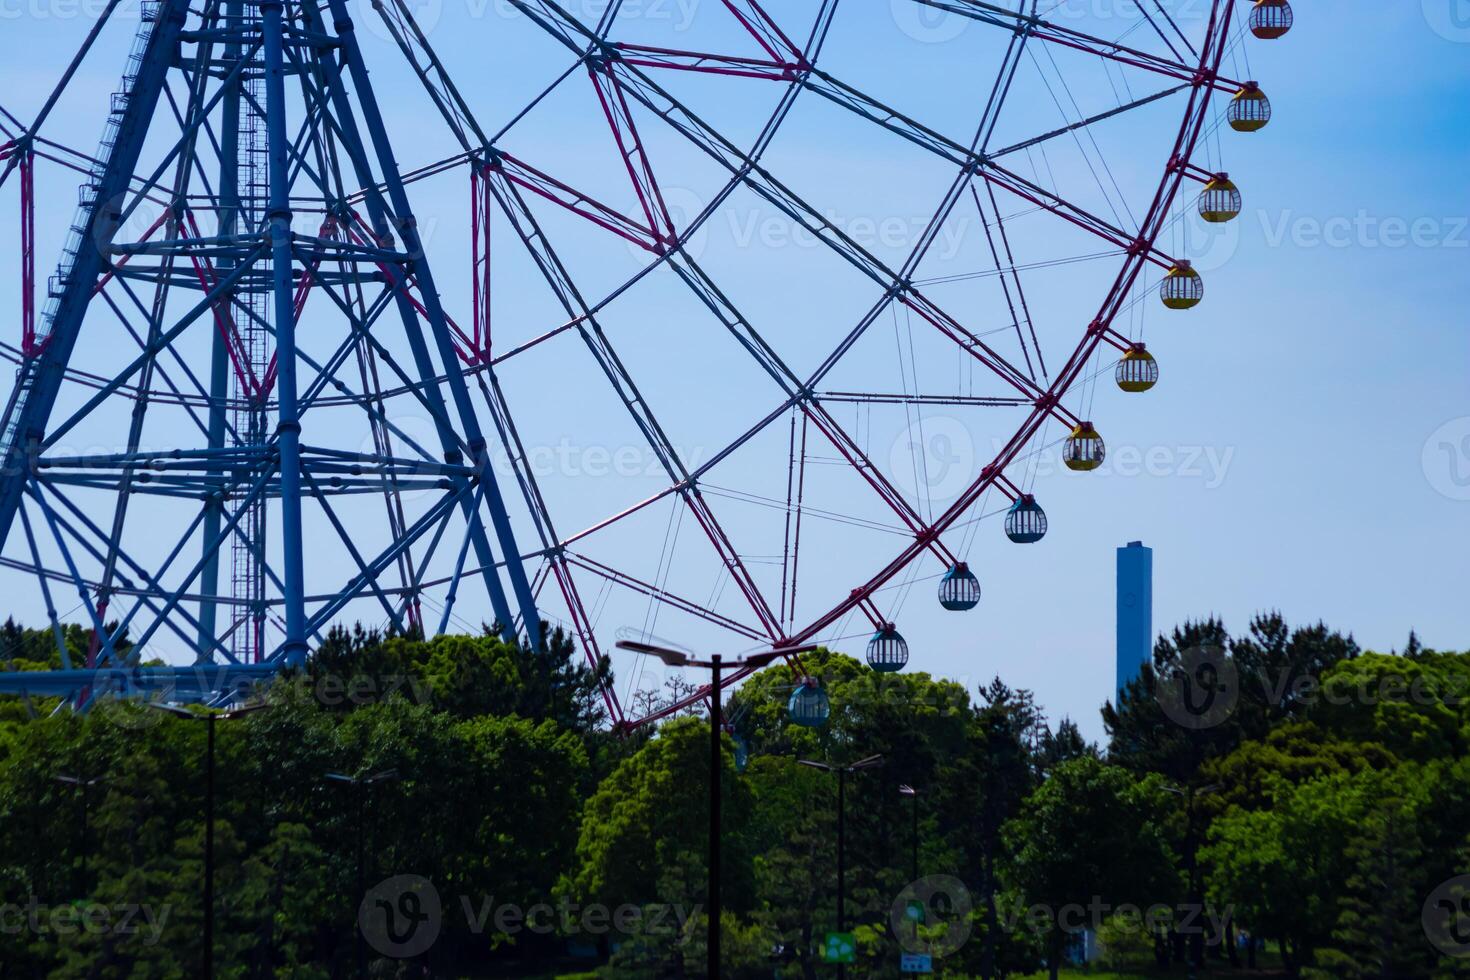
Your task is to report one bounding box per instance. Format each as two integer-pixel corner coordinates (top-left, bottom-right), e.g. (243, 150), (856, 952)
(866, 624), (909, 673)
(788, 680), (830, 727)
(1004, 495), (1048, 544)
(732, 734), (750, 772)
(937, 563), (981, 611)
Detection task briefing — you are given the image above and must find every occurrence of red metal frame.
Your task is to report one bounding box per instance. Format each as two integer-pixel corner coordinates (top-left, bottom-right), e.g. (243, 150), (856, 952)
(783, 0), (1238, 649)
(587, 63), (676, 251)
(471, 166), (491, 357)
(591, 0), (1241, 729)
(178, 209), (268, 401)
(489, 153), (661, 254)
(4, 0), (1254, 732)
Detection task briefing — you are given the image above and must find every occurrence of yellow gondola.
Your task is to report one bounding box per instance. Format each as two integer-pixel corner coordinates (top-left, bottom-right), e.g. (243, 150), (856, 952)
(1229, 83), (1272, 132)
(1116, 345), (1159, 393)
(1159, 263), (1203, 310)
(1198, 175), (1242, 223)
(1063, 422), (1105, 472)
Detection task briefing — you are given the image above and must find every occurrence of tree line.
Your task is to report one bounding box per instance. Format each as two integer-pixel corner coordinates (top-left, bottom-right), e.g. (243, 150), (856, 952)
(0, 614), (1467, 978)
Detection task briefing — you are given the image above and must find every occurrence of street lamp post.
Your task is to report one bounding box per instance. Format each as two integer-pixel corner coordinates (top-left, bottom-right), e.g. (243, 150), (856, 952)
(325, 769), (400, 978)
(709, 652), (721, 977)
(616, 638), (815, 979)
(55, 773), (105, 896)
(798, 754), (884, 979)
(899, 784), (919, 882)
(1162, 782), (1220, 980)
(151, 700), (271, 979)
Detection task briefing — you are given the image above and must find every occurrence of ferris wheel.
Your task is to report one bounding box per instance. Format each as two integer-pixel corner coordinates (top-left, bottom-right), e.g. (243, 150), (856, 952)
(0, 0), (1293, 722)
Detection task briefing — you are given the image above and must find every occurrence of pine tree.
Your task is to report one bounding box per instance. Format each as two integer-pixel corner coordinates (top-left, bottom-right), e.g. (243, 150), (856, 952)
(1311, 804), (1429, 978)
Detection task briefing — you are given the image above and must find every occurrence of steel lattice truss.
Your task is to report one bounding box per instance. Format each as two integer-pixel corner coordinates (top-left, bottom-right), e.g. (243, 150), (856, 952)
(0, 0), (1280, 723)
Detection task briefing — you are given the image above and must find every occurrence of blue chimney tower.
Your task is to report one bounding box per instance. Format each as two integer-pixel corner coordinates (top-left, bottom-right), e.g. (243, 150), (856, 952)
(1116, 541), (1153, 702)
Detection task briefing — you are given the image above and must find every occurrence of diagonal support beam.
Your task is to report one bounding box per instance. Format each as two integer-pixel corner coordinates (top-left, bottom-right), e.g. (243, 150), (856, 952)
(306, 0), (543, 646)
(586, 60), (677, 250)
(899, 0), (1239, 91)
(485, 168), (784, 641)
(0, 0), (192, 549)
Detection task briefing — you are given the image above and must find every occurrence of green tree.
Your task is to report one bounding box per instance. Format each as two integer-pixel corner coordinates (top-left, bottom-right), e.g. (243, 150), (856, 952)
(1308, 757), (1470, 980)
(957, 678), (1047, 980)
(1004, 757), (1180, 980)
(1230, 612), (1359, 738)
(1200, 720), (1394, 816)
(1310, 650), (1470, 761)
(572, 716), (755, 976)
(1204, 768), (1381, 973)
(731, 652), (975, 977)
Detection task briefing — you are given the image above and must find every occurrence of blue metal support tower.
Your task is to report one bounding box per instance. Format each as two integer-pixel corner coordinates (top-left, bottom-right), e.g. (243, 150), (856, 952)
(0, 0), (543, 704)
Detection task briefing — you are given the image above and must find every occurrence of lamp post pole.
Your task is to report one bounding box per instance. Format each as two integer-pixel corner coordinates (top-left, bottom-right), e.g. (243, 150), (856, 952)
(709, 654), (721, 978)
(54, 774), (104, 896)
(900, 784), (919, 882)
(204, 712), (216, 974)
(616, 638), (815, 979)
(837, 766), (846, 950)
(798, 754), (884, 980)
(151, 700), (271, 979)
(325, 769), (399, 978)
(1163, 782), (1219, 980)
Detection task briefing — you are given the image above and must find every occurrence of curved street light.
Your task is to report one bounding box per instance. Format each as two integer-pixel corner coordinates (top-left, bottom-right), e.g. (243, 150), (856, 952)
(797, 754), (885, 979)
(149, 700), (271, 978)
(616, 638), (816, 979)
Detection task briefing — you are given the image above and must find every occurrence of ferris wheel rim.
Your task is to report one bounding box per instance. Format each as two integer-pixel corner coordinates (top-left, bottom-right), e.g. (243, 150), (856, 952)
(0, 0), (1267, 723)
(445, 0), (1251, 726)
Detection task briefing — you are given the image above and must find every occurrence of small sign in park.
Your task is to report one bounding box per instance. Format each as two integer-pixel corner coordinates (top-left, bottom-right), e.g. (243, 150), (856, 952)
(821, 932), (856, 964)
(900, 952), (934, 973)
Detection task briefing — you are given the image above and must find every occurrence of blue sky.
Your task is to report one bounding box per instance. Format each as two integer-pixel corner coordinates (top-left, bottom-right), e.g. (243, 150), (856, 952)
(0, 1), (1466, 740)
